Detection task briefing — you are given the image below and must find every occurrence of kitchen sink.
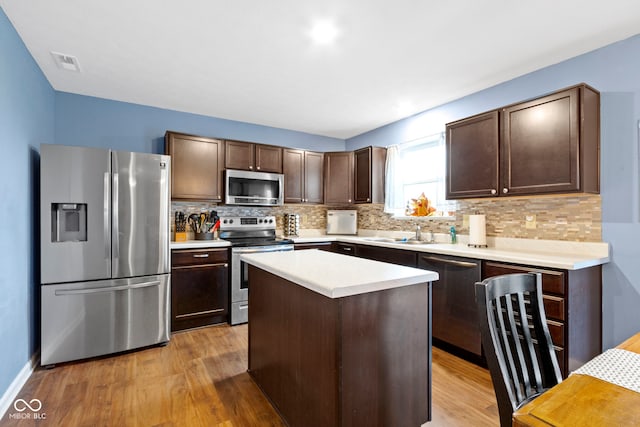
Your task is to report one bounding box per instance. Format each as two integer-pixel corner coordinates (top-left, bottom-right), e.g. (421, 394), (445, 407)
(362, 237), (434, 245)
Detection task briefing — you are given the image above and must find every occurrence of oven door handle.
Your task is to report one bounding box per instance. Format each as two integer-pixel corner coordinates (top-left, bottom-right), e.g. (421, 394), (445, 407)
(232, 245), (294, 254)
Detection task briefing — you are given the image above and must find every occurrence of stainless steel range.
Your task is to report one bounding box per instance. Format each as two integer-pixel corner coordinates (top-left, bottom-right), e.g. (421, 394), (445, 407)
(220, 216), (294, 325)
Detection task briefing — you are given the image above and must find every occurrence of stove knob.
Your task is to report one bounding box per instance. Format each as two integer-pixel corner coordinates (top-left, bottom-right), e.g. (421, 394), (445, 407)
(223, 219), (228, 224)
(258, 219), (263, 223)
(269, 218), (273, 223)
(229, 219), (234, 224)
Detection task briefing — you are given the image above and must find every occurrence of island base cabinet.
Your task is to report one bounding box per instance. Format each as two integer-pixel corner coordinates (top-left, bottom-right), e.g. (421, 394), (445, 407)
(248, 265), (432, 427)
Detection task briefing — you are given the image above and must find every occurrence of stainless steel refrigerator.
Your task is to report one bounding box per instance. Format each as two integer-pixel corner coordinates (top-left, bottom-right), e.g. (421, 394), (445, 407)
(40, 144), (171, 366)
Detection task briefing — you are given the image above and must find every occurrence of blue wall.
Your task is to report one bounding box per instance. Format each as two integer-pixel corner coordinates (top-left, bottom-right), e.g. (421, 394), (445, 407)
(347, 34), (640, 349)
(55, 92), (345, 153)
(0, 7), (55, 399)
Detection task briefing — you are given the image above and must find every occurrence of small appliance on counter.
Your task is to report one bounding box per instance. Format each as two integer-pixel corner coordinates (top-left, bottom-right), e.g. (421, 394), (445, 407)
(326, 210), (357, 235)
(284, 213), (300, 237)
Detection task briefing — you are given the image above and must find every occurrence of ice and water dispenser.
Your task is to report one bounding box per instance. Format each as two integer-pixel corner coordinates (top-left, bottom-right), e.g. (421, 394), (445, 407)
(51, 203), (87, 242)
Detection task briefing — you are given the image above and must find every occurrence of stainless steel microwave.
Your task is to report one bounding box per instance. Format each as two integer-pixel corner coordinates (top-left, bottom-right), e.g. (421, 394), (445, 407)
(225, 169), (284, 206)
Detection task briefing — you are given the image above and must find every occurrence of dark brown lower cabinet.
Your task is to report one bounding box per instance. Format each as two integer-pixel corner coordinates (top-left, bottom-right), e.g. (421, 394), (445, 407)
(170, 248), (229, 331)
(248, 265), (431, 427)
(482, 261), (602, 377)
(355, 244), (417, 267)
(293, 242), (332, 251)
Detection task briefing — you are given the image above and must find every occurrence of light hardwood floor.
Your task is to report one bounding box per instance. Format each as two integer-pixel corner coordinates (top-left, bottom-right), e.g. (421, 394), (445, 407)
(1, 324), (499, 426)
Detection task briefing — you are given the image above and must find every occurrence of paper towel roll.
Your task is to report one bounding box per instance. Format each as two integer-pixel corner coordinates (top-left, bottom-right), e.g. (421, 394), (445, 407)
(469, 214), (487, 247)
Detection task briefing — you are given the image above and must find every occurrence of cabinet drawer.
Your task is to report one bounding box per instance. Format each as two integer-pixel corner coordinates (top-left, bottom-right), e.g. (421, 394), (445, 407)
(172, 248), (229, 267)
(543, 295), (565, 321)
(483, 261), (566, 296)
(547, 320), (565, 348)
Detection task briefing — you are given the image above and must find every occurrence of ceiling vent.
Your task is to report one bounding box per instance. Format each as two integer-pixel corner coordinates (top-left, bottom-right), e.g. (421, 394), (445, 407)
(51, 51), (81, 72)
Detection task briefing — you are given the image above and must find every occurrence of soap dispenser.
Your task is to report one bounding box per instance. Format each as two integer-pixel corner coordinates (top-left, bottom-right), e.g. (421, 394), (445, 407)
(449, 226), (457, 244)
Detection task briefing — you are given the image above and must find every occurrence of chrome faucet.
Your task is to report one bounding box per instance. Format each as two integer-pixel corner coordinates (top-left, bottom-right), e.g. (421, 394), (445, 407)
(415, 225), (421, 241)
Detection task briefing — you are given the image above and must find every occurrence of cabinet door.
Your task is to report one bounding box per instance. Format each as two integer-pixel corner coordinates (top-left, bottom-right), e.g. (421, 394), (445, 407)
(171, 248), (229, 331)
(356, 244), (417, 267)
(283, 148), (305, 203)
(324, 152), (354, 204)
(354, 146), (386, 204)
(304, 151), (324, 203)
(354, 147), (372, 203)
(446, 110), (499, 199)
(255, 144), (282, 173)
(225, 140), (255, 170)
(165, 132), (224, 201)
(501, 88), (580, 195)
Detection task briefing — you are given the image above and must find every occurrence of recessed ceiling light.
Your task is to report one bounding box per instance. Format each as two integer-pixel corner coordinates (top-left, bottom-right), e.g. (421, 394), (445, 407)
(51, 51), (81, 72)
(309, 20), (339, 45)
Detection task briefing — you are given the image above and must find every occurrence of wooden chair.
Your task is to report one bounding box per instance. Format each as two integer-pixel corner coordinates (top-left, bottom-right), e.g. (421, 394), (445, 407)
(475, 273), (562, 427)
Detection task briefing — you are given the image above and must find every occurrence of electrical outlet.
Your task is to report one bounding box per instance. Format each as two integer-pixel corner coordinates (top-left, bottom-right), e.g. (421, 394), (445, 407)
(525, 214), (536, 229)
(463, 215), (469, 228)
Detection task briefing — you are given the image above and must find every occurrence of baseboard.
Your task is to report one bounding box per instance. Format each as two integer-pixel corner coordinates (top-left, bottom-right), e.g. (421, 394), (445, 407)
(0, 350), (40, 420)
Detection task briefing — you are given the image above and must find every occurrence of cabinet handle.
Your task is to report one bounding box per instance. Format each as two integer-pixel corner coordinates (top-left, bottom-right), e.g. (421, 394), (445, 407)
(503, 188), (509, 194)
(491, 189), (497, 195)
(343, 247), (352, 251)
(348, 199), (352, 203)
(256, 166), (261, 170)
(421, 255), (478, 268)
(367, 198), (370, 202)
(249, 165), (253, 170)
(193, 254), (209, 258)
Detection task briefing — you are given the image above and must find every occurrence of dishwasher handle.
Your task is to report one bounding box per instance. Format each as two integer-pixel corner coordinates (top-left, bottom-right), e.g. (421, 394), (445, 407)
(420, 255), (478, 269)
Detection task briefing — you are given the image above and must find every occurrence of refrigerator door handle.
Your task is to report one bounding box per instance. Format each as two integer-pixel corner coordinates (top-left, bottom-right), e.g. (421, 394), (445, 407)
(103, 172), (111, 262)
(54, 280), (161, 296)
(112, 171), (119, 260)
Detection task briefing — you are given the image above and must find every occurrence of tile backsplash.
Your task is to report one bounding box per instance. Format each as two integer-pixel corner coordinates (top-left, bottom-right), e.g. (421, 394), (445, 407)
(172, 193), (601, 242)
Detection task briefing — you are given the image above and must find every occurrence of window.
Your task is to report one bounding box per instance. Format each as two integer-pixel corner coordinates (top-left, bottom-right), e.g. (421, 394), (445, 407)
(384, 132), (454, 217)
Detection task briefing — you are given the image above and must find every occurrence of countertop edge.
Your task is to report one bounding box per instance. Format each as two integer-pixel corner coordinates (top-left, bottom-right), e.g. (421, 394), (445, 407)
(290, 236), (609, 270)
(241, 250), (438, 298)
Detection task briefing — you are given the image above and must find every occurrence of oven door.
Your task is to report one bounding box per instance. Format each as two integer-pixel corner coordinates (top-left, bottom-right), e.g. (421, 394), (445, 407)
(230, 244), (294, 325)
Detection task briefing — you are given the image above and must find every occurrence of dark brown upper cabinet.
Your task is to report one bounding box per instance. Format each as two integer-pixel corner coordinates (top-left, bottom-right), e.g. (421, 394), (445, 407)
(283, 149), (324, 204)
(446, 84), (600, 199)
(354, 146), (386, 204)
(165, 131), (224, 201)
(225, 140), (283, 173)
(324, 151), (354, 204)
(446, 111), (500, 199)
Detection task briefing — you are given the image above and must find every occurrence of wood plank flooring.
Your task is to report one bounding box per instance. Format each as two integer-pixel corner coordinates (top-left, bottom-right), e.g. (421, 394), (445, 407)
(0, 324), (499, 426)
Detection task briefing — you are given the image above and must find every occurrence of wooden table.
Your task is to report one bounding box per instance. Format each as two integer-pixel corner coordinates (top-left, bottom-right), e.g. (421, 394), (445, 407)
(513, 332), (640, 426)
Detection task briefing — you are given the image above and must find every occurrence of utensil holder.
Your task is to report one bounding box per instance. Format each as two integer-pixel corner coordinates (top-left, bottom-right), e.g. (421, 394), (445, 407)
(195, 232), (214, 240)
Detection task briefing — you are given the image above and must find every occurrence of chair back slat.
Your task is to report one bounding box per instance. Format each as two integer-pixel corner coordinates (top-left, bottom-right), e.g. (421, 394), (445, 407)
(476, 273), (562, 427)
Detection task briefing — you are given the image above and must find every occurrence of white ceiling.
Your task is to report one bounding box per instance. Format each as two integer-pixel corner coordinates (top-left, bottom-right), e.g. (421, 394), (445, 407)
(2, 1), (640, 139)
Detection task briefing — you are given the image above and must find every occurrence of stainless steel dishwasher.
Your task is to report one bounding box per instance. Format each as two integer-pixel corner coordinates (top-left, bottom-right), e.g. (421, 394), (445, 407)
(418, 254), (482, 356)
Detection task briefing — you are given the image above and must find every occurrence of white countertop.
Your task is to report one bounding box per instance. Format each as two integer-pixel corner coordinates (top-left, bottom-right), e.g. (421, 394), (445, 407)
(240, 249), (438, 299)
(171, 240), (231, 250)
(288, 231), (609, 271)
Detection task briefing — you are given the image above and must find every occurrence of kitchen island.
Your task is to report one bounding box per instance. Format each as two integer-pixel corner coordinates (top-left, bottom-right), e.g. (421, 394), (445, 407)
(241, 249), (438, 427)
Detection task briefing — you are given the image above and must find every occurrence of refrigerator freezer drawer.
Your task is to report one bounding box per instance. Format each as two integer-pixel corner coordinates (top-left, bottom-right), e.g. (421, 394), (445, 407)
(41, 274), (170, 366)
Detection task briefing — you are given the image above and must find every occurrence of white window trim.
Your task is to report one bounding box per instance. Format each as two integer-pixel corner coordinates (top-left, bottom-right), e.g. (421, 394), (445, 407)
(384, 132), (455, 219)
